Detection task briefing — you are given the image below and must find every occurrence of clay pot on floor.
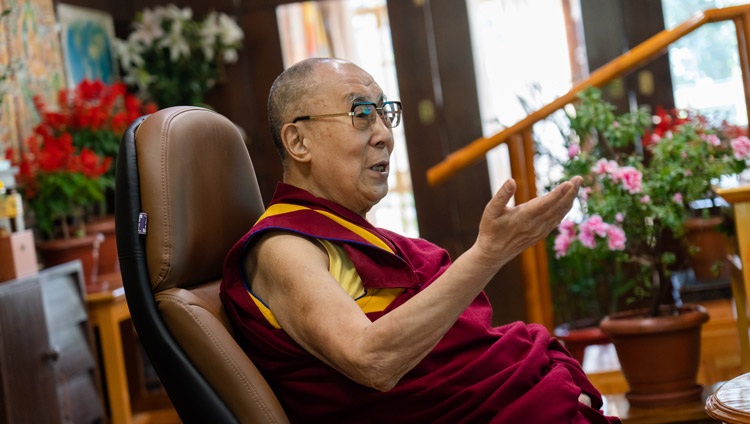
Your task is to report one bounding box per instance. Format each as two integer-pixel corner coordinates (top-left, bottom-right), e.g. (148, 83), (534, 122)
(599, 304), (709, 408)
(86, 215), (119, 275)
(37, 233), (104, 292)
(684, 216), (730, 281)
(554, 318), (611, 365)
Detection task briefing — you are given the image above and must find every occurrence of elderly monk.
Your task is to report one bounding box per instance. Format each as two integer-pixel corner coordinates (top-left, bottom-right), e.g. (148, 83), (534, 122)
(221, 57), (619, 423)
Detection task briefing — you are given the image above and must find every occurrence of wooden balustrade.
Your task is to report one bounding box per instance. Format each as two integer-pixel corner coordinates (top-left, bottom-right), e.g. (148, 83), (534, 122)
(426, 5), (750, 327)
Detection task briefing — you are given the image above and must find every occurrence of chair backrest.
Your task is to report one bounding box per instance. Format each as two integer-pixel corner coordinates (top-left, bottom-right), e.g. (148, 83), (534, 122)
(115, 106), (289, 424)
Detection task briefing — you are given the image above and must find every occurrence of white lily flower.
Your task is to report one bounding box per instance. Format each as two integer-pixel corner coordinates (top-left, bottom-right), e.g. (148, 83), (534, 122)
(133, 8), (165, 45)
(164, 4), (192, 23)
(158, 19), (190, 61)
(115, 5), (245, 107)
(200, 12), (221, 61)
(150, 5), (168, 22)
(217, 14), (244, 47)
(222, 49), (238, 64)
(123, 68), (154, 93)
(113, 37), (145, 71)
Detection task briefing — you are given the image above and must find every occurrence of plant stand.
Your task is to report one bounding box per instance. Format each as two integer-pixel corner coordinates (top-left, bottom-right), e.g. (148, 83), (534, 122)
(600, 304), (709, 408)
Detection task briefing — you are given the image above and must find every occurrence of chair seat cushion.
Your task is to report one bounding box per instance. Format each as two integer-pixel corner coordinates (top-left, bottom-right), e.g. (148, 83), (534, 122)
(156, 281), (289, 424)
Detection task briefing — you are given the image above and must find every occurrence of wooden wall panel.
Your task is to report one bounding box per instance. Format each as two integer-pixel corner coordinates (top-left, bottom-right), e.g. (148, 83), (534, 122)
(580, 0), (675, 111)
(388, 0), (527, 324)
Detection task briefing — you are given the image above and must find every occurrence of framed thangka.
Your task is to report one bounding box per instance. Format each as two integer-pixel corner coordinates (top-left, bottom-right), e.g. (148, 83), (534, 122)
(0, 0), (20, 155)
(56, 3), (118, 88)
(1, 0), (66, 157)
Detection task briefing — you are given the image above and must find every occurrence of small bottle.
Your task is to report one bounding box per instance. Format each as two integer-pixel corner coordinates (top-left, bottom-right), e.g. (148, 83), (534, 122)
(6, 188), (23, 232)
(0, 181), (8, 237)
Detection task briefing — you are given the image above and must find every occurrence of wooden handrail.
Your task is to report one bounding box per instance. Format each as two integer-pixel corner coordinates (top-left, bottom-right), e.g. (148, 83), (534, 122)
(427, 4), (750, 186)
(425, 5), (750, 328)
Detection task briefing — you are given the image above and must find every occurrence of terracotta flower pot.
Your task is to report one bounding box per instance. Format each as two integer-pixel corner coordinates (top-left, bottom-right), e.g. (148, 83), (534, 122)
(554, 319), (611, 365)
(85, 215), (119, 275)
(599, 304), (709, 408)
(36, 233), (104, 292)
(684, 216), (730, 281)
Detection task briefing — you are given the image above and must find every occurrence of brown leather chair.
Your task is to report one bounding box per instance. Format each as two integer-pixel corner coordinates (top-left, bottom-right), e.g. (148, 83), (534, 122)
(115, 106), (289, 423)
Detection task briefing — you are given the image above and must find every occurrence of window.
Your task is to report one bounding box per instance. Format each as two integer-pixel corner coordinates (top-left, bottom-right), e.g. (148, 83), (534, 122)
(277, 1), (418, 236)
(662, 0), (749, 126)
(467, 0), (576, 194)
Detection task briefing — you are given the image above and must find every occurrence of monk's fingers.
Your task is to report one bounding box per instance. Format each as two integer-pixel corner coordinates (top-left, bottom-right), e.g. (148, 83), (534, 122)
(522, 178), (579, 221)
(484, 179), (517, 219)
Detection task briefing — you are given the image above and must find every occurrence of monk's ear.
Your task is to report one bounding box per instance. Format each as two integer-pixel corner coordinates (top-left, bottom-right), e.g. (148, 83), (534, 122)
(280, 123), (311, 163)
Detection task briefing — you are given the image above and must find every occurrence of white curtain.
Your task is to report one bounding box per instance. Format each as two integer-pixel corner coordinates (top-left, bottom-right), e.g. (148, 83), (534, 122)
(277, 2), (356, 67)
(467, 0), (576, 194)
(275, 1), (419, 237)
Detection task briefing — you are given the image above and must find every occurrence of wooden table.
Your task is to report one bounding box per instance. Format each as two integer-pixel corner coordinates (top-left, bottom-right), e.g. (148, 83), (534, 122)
(602, 384), (720, 423)
(706, 372), (750, 423)
(715, 184), (750, 372)
(86, 273), (180, 424)
(86, 277), (133, 424)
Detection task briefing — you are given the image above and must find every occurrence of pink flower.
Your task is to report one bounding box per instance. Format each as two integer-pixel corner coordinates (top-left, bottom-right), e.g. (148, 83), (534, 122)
(554, 220), (578, 258)
(584, 215), (609, 237)
(606, 225), (627, 251)
(640, 195), (651, 203)
(578, 228), (596, 249)
(615, 213), (624, 223)
(731, 136), (750, 160)
(568, 144), (580, 159)
(613, 166), (643, 194)
(704, 134), (721, 146)
(581, 186), (591, 201)
(673, 192), (683, 203)
(612, 121), (620, 128)
(553, 232), (574, 258)
(559, 219), (576, 237)
(592, 158), (618, 175)
(579, 215), (609, 248)
(651, 133), (661, 144)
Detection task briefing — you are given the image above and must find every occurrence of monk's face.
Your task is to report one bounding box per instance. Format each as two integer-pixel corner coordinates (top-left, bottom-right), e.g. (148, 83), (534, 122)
(286, 61), (395, 216)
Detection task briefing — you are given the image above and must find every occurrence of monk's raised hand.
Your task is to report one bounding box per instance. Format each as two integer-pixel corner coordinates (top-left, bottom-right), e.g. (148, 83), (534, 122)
(474, 176), (582, 268)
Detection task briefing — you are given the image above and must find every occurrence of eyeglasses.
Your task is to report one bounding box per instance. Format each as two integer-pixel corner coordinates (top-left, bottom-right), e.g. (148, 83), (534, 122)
(292, 101), (402, 130)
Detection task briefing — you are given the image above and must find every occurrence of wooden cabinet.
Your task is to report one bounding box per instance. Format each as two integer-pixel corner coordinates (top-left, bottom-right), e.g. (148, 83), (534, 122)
(0, 261), (104, 423)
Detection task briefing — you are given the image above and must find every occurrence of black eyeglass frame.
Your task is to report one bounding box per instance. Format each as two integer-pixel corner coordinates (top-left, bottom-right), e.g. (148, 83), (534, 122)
(292, 101), (402, 129)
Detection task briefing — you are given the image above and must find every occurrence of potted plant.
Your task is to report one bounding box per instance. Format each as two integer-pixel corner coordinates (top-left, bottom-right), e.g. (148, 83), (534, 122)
(115, 4), (244, 108)
(6, 79), (156, 288)
(549, 87), (750, 407)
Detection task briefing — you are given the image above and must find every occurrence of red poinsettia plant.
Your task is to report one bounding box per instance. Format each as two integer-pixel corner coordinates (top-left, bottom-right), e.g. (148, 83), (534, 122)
(6, 79), (156, 239)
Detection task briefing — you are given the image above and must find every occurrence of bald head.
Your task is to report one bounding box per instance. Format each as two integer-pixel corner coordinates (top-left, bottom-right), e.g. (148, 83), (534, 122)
(265, 58), (393, 215)
(267, 58), (355, 161)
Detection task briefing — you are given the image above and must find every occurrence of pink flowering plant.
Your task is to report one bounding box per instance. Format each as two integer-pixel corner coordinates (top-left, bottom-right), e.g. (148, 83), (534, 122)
(549, 88), (750, 322)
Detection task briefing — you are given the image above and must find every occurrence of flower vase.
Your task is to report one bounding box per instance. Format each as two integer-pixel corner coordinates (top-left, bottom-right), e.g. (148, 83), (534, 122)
(36, 233), (104, 293)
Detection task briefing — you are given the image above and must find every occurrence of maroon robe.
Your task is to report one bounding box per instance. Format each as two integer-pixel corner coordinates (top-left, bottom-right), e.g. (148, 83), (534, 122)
(221, 183), (620, 423)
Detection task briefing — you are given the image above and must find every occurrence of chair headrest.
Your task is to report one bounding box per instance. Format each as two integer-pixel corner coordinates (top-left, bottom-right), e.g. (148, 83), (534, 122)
(135, 106), (264, 293)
